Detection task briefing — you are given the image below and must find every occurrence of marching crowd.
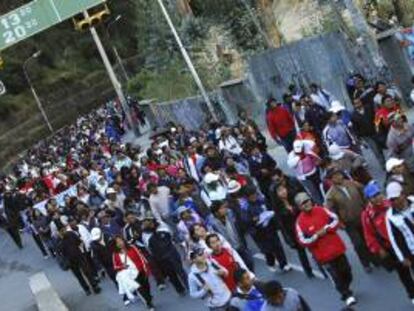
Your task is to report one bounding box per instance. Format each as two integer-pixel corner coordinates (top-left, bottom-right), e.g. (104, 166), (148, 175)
(2, 75), (414, 311)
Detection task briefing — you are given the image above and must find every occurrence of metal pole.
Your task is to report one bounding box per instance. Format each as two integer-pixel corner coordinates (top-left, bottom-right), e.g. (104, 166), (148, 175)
(156, 0), (218, 121)
(83, 11), (137, 135)
(112, 46), (130, 82)
(23, 52), (54, 133)
(106, 15), (130, 82)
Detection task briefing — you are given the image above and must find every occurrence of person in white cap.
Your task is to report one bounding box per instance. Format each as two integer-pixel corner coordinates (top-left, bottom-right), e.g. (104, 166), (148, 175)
(287, 139), (323, 204)
(385, 181), (414, 305)
(328, 144), (368, 183)
(329, 100), (352, 128)
(201, 172), (227, 207)
(323, 111), (358, 151)
(386, 158), (414, 196)
(90, 227), (116, 284)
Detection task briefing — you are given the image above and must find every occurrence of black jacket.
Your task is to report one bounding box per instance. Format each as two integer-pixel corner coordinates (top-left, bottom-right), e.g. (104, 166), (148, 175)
(60, 230), (87, 265)
(90, 233), (114, 268)
(146, 227), (180, 261)
(351, 103), (377, 138)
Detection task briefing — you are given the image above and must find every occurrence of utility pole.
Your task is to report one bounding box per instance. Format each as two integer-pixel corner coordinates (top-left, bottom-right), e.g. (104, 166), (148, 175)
(106, 15), (130, 83)
(156, 0), (218, 122)
(23, 51), (54, 133)
(83, 11), (137, 135)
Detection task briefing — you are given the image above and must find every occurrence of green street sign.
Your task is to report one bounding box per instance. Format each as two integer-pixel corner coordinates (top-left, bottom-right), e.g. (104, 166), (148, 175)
(0, 0), (106, 51)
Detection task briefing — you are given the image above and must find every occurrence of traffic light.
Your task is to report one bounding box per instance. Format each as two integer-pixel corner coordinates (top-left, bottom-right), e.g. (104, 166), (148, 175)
(72, 4), (111, 31)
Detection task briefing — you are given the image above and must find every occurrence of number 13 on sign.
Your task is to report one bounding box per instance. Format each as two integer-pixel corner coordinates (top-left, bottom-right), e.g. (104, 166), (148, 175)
(1, 13), (27, 45)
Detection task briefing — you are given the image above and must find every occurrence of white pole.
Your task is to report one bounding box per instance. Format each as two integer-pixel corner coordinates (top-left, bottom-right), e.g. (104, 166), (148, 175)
(156, 0), (218, 121)
(83, 11), (137, 135)
(23, 53), (54, 133)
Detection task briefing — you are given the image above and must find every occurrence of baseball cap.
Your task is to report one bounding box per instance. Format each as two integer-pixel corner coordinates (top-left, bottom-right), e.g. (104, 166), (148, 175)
(227, 180), (242, 194)
(295, 192), (311, 206)
(189, 247), (205, 260)
(364, 182), (381, 199)
(204, 172), (220, 184)
(386, 182), (403, 200)
(385, 158), (404, 173)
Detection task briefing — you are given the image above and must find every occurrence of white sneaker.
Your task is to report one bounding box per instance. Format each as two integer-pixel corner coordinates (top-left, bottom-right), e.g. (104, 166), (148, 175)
(158, 284), (166, 291)
(411, 298), (414, 305)
(124, 300), (131, 306)
(268, 266), (277, 272)
(345, 296), (357, 306)
(282, 264), (292, 272)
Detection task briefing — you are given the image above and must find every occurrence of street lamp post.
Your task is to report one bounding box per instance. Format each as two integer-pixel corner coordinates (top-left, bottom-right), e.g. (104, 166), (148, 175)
(156, 0), (218, 122)
(23, 51), (54, 133)
(106, 15), (130, 83)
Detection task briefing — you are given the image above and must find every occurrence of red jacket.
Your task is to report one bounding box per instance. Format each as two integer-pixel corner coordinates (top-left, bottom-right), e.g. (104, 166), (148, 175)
(266, 106), (295, 139)
(361, 200), (391, 254)
(113, 245), (149, 276)
(296, 206), (346, 264)
(210, 248), (238, 292)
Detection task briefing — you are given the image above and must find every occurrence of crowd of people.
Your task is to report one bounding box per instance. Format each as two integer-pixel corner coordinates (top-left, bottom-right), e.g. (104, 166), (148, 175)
(1, 75), (414, 311)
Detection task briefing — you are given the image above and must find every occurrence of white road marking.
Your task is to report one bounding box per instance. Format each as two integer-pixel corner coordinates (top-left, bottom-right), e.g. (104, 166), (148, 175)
(253, 253), (325, 279)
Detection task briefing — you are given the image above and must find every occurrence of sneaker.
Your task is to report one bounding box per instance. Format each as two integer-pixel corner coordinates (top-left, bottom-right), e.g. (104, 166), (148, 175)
(92, 286), (101, 294)
(157, 284), (166, 291)
(345, 296), (357, 306)
(43, 255), (49, 260)
(85, 289), (92, 296)
(124, 300), (131, 306)
(268, 266), (277, 272)
(282, 264), (292, 272)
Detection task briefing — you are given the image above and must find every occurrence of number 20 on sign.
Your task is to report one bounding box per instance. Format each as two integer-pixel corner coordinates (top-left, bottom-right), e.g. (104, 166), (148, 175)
(1, 6), (38, 47)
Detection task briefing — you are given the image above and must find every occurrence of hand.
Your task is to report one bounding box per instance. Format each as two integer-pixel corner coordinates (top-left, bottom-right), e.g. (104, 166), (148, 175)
(261, 168), (269, 175)
(316, 227), (327, 238)
(403, 258), (412, 267)
(378, 248), (388, 259)
(217, 269), (228, 277)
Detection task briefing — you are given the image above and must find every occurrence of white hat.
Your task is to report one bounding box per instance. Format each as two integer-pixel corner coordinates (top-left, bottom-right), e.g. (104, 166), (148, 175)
(328, 144), (345, 161)
(287, 155), (300, 168)
(91, 228), (102, 241)
(189, 137), (197, 144)
(386, 182), (403, 200)
(177, 205), (191, 215)
(227, 180), (242, 194)
(293, 140), (304, 153)
(106, 187), (116, 195)
(386, 158), (404, 173)
(329, 101), (345, 114)
(171, 127), (177, 133)
(204, 172), (220, 184)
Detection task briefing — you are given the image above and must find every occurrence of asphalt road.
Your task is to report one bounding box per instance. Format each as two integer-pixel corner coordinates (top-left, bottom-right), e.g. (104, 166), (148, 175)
(2, 112), (414, 311)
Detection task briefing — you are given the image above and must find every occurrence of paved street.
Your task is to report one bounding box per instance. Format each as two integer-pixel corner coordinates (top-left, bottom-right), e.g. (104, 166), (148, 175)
(2, 112), (414, 311)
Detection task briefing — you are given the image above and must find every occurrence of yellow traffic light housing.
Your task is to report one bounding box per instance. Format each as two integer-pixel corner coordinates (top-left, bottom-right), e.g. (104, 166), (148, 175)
(72, 4), (111, 31)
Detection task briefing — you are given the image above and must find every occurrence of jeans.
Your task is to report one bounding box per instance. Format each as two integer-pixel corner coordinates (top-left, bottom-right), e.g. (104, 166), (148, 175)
(135, 273), (153, 307)
(345, 221), (374, 268)
(156, 251), (188, 294)
(70, 257), (99, 293)
(324, 254), (353, 300)
(300, 171), (324, 205)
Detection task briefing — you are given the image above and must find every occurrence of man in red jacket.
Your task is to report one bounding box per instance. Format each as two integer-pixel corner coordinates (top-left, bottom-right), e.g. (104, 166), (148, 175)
(294, 192), (356, 307)
(362, 182), (414, 302)
(265, 98), (296, 152)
